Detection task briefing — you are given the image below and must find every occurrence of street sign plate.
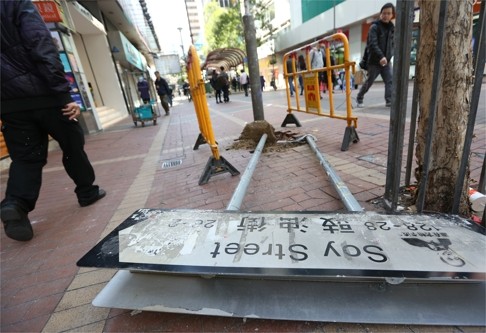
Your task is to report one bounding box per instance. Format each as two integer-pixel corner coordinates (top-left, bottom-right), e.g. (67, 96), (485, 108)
(77, 209), (485, 281)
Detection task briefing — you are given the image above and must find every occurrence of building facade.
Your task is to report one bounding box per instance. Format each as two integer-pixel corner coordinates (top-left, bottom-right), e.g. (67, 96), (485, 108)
(268, 0), (397, 86)
(186, 0), (206, 47)
(34, 0), (159, 134)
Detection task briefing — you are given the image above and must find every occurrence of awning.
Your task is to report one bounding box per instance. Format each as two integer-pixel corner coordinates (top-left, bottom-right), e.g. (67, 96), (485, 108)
(201, 47), (246, 70)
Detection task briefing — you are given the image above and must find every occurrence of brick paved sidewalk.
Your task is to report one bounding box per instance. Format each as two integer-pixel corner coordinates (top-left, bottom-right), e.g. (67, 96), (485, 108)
(1, 91), (484, 332)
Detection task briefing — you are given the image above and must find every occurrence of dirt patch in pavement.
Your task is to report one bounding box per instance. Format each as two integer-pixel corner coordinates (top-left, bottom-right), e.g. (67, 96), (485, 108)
(369, 185), (418, 213)
(226, 120), (305, 153)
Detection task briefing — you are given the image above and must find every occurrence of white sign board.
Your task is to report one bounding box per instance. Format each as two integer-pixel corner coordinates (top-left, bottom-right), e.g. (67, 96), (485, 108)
(154, 54), (181, 75)
(106, 209), (486, 281)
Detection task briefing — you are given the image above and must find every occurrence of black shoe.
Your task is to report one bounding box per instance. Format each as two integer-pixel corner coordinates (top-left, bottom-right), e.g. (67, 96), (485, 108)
(1, 204), (33, 241)
(386, 102), (392, 107)
(79, 189), (106, 207)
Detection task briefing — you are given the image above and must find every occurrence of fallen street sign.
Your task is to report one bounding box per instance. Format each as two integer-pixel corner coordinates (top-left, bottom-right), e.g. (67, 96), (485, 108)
(77, 209), (485, 282)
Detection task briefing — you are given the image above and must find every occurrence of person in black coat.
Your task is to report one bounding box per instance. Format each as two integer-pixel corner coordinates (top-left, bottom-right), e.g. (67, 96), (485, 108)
(210, 70), (222, 103)
(297, 54), (306, 95)
(356, 2), (395, 108)
(218, 66), (230, 103)
(154, 71), (170, 115)
(0, 0), (105, 241)
(286, 57), (295, 96)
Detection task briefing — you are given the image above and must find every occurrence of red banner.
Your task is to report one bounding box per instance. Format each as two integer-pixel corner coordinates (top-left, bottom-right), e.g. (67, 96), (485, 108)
(33, 1), (62, 23)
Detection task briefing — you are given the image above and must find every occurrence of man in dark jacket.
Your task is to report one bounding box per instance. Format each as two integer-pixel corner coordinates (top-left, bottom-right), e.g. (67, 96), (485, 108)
(356, 2), (395, 108)
(286, 57), (295, 96)
(218, 66), (230, 103)
(0, 0), (105, 241)
(154, 71), (170, 115)
(210, 69), (223, 103)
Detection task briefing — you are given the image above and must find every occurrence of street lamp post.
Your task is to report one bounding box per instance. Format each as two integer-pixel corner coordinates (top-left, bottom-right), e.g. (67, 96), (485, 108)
(177, 27), (186, 82)
(177, 27), (185, 60)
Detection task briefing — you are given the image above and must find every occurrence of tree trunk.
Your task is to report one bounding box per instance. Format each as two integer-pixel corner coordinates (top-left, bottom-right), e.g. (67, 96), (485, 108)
(415, 0), (474, 215)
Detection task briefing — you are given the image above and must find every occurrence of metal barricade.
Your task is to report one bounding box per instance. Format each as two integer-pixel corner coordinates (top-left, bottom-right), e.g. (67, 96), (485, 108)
(186, 45), (240, 184)
(282, 32), (359, 151)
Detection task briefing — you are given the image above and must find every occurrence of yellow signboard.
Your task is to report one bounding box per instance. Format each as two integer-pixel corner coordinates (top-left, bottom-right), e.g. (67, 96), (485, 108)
(304, 73), (320, 113)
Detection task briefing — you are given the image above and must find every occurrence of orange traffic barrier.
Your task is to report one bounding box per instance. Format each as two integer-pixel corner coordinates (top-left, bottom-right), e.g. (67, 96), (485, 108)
(186, 45), (239, 184)
(282, 32), (359, 151)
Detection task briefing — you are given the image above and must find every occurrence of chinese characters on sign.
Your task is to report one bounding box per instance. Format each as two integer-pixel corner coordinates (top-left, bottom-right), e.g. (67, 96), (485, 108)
(33, 0), (62, 23)
(304, 73), (320, 113)
(116, 210), (485, 280)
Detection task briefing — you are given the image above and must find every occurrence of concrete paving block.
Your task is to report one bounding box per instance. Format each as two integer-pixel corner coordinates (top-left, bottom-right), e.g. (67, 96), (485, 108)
(68, 269), (116, 291)
(64, 320), (105, 333)
(56, 283), (106, 311)
(42, 304), (109, 333)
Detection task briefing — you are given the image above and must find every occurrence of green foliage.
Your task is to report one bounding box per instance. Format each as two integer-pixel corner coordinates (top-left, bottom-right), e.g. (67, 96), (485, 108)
(203, 1), (274, 53)
(211, 6), (244, 50)
(203, 2), (225, 54)
(204, 1), (244, 52)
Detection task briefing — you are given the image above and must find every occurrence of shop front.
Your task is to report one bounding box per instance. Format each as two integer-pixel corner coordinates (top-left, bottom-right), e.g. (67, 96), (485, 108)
(107, 31), (149, 115)
(66, 0), (128, 131)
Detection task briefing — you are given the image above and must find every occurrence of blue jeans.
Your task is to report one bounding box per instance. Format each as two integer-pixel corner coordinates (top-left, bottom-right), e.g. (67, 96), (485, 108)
(288, 76), (295, 95)
(357, 63), (392, 104)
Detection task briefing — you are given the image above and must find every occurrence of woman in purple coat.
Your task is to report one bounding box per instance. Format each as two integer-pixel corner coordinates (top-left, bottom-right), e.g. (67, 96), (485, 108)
(137, 77), (151, 104)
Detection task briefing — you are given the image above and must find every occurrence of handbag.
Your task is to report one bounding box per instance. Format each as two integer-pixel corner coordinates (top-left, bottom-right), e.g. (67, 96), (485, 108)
(359, 45), (369, 70)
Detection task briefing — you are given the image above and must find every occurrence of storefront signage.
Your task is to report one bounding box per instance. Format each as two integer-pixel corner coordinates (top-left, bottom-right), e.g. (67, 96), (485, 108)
(121, 35), (143, 70)
(108, 31), (144, 71)
(80, 209), (486, 281)
(33, 0), (62, 23)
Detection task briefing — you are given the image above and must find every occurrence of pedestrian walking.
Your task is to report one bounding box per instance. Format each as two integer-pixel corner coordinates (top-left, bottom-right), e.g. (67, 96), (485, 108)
(270, 71), (277, 90)
(259, 75), (265, 92)
(240, 69), (250, 96)
(211, 70), (223, 103)
(137, 76), (151, 104)
(286, 57), (296, 96)
(0, 0), (106, 241)
(236, 73), (241, 91)
(323, 48), (338, 93)
(310, 45), (325, 98)
(182, 81), (191, 101)
(356, 2), (395, 108)
(297, 54), (307, 95)
(218, 66), (230, 102)
(154, 71), (171, 115)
